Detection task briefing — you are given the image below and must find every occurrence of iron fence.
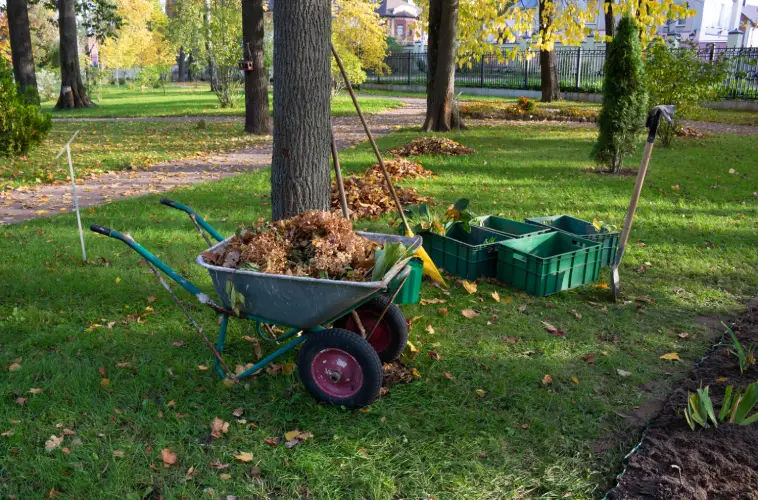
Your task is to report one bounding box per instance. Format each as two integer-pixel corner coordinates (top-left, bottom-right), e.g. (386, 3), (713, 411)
(367, 47), (758, 100)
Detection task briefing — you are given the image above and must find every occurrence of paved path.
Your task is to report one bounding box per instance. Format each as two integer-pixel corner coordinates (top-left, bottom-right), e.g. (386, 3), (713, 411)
(0, 99), (426, 225)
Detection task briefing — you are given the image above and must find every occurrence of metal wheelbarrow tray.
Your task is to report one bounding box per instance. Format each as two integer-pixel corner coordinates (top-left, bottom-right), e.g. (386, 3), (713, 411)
(90, 198), (420, 409)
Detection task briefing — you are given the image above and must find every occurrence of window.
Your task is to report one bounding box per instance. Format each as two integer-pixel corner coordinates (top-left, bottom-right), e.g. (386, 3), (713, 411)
(397, 24), (405, 38)
(718, 3), (728, 29)
(676, 1), (688, 26)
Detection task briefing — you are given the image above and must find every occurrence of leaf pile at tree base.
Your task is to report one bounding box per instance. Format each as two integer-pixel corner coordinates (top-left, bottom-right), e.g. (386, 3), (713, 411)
(366, 157), (434, 181)
(202, 211), (375, 281)
(390, 137), (475, 157)
(331, 175), (432, 220)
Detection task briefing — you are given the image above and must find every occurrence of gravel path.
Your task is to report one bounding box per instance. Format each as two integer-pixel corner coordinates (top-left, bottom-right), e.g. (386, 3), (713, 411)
(0, 99), (426, 225)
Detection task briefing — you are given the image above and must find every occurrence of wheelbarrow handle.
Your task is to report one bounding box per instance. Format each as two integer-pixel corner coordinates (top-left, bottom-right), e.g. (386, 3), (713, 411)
(90, 224), (114, 237)
(159, 198), (225, 243)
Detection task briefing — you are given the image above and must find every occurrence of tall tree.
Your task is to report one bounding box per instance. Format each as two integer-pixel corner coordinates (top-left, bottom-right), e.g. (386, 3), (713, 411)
(55, 0), (93, 108)
(6, 0), (38, 99)
(537, 0), (559, 102)
(423, 0), (460, 132)
(241, 0), (270, 134)
(271, 0), (331, 220)
(0, 10), (11, 64)
(604, 0), (615, 38)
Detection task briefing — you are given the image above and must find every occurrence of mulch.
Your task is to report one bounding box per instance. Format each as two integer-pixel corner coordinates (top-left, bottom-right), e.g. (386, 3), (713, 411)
(606, 299), (758, 500)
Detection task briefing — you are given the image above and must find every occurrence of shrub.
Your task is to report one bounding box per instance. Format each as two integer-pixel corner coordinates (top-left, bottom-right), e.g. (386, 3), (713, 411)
(516, 96), (536, 112)
(591, 15), (648, 173)
(645, 41), (728, 146)
(36, 68), (61, 102)
(0, 59), (52, 157)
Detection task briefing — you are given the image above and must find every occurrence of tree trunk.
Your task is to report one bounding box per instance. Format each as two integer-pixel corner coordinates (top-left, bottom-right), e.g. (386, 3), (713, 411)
(7, 0), (38, 100)
(187, 52), (195, 81)
(207, 47), (218, 91)
(604, 0), (615, 39)
(242, 0), (271, 135)
(538, 0), (560, 102)
(55, 0), (94, 109)
(270, 0), (331, 220)
(177, 46), (186, 82)
(423, 0), (461, 132)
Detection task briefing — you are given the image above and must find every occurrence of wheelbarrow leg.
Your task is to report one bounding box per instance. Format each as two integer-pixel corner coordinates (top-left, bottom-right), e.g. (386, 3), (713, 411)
(214, 314), (231, 379)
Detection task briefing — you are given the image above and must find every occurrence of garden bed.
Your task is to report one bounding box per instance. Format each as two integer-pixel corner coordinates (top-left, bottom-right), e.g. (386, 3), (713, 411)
(607, 300), (758, 500)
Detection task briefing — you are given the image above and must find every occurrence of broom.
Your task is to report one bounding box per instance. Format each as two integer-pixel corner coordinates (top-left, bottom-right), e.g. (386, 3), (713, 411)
(330, 43), (446, 286)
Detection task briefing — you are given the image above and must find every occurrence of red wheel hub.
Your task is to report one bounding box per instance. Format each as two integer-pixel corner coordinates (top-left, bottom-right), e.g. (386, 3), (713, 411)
(311, 348), (364, 398)
(344, 312), (391, 354)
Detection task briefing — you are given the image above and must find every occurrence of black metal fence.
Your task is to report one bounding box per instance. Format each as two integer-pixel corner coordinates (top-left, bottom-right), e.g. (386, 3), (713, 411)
(368, 47), (758, 100)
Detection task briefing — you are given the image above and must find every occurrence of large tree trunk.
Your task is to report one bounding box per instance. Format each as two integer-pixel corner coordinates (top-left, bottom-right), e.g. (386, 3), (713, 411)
(187, 52), (195, 81)
(242, 0), (271, 135)
(538, 0), (560, 102)
(270, 0), (331, 220)
(177, 47), (187, 82)
(423, 0), (461, 132)
(7, 0), (38, 100)
(55, 0), (94, 109)
(604, 0), (615, 39)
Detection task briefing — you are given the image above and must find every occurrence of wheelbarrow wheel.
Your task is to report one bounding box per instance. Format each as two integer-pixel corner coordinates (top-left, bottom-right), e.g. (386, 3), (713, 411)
(298, 328), (383, 409)
(334, 295), (408, 363)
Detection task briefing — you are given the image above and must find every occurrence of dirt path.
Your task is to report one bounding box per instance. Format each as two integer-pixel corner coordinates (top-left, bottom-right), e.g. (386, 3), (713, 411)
(0, 99), (426, 226)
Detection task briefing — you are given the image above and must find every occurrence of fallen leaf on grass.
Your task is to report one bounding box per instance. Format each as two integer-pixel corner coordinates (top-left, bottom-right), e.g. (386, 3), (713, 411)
(716, 377), (728, 383)
(428, 351), (441, 361)
(636, 297), (656, 305)
(521, 423), (530, 430)
(420, 298), (446, 305)
(233, 452), (254, 463)
(100, 378), (110, 387)
(1, 430), (13, 437)
(115, 362), (131, 368)
(232, 408), (244, 418)
(518, 304), (527, 313)
(45, 435), (63, 451)
(404, 341), (419, 359)
(28, 388), (43, 395)
(425, 324), (436, 335)
(172, 341), (186, 347)
(9, 362), (21, 372)
(411, 368), (421, 378)
(147, 296), (157, 303)
(541, 321), (565, 337)
(617, 369), (632, 377)
(491, 292), (501, 303)
(209, 461), (229, 469)
(461, 280), (478, 294)
(210, 418), (230, 439)
(113, 450), (125, 457)
(660, 352), (680, 361)
(443, 371), (455, 380)
(167, 400), (176, 407)
(62, 429), (76, 436)
(542, 374), (553, 385)
(570, 310), (582, 320)
(185, 466), (198, 481)
(437, 307), (448, 317)
(582, 354), (596, 364)
(407, 315), (424, 330)
(15, 397), (27, 406)
(571, 376), (580, 385)
(264, 437), (281, 447)
(284, 430), (314, 449)
(461, 309), (479, 319)
(98, 366), (107, 378)
(219, 473), (231, 480)
(595, 282), (609, 289)
(678, 333), (690, 339)
(475, 388), (486, 397)
(61, 447), (70, 455)
(115, 277), (121, 284)
(281, 362), (297, 376)
(160, 448), (177, 468)
(198, 365), (209, 371)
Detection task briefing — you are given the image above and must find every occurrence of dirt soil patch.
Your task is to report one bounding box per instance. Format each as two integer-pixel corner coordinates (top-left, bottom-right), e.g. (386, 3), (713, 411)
(607, 300), (758, 500)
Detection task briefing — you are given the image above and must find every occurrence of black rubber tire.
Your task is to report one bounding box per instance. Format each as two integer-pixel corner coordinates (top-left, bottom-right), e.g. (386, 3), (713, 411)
(334, 295), (408, 363)
(298, 328), (383, 409)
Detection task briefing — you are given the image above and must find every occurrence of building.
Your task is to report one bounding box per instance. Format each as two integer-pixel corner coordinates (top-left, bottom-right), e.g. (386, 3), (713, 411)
(375, 0), (423, 47)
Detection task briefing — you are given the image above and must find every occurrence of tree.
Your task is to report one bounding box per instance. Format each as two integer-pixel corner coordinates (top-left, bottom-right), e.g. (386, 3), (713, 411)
(27, 4), (58, 68)
(1, 57), (52, 157)
(0, 9), (11, 64)
(167, 0), (206, 81)
(271, 0), (331, 220)
(604, 0), (615, 38)
(591, 15), (647, 173)
(423, 0), (460, 132)
(207, 0), (242, 107)
(7, 0), (38, 100)
(55, 0), (93, 108)
(538, 0), (559, 102)
(242, 0), (270, 134)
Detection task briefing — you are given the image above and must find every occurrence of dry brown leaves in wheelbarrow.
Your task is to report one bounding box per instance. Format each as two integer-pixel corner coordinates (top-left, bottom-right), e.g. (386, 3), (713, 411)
(331, 175), (432, 220)
(202, 211), (376, 281)
(365, 157), (434, 182)
(391, 137), (475, 157)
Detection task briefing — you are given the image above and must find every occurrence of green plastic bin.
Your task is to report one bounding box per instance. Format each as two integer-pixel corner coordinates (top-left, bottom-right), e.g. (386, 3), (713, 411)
(496, 232), (602, 296)
(524, 214), (619, 267)
(394, 258), (423, 304)
(476, 216), (553, 238)
(422, 224), (512, 280)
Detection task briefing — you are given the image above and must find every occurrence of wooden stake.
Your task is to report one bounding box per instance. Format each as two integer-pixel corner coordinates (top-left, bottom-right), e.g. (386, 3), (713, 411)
(330, 120), (349, 219)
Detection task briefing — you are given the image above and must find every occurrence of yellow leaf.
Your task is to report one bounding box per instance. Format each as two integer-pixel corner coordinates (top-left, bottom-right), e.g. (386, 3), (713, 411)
(715, 377), (728, 382)
(233, 451), (254, 462)
(491, 291), (500, 303)
(219, 473), (231, 480)
(284, 430), (300, 441)
(28, 388), (43, 394)
(571, 376), (579, 385)
(406, 341), (418, 353)
(115, 277), (121, 284)
(411, 368), (421, 378)
(100, 378), (111, 387)
(542, 374), (553, 385)
(198, 365), (209, 371)
(462, 280), (478, 294)
(426, 324), (435, 334)
(475, 388), (486, 397)
(660, 352), (680, 361)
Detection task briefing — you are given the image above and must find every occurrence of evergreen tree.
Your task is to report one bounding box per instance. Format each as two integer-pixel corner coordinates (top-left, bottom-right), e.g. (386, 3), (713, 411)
(592, 15), (648, 173)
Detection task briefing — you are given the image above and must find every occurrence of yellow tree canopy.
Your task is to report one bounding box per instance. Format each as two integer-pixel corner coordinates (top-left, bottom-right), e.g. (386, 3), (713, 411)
(99, 0), (174, 69)
(0, 11), (10, 64)
(332, 0), (388, 85)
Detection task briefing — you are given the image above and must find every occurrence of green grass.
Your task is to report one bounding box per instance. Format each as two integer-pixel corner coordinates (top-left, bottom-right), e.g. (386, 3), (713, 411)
(1, 120), (269, 189)
(42, 83), (402, 119)
(1, 125), (757, 499)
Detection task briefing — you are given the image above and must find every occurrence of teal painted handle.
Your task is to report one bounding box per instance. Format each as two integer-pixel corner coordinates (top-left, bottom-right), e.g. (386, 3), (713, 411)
(160, 198), (225, 243)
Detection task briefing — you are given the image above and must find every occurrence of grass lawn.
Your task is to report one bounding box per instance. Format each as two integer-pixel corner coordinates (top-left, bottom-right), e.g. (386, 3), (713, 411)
(42, 84), (402, 119)
(1, 124), (757, 498)
(1, 120), (269, 190)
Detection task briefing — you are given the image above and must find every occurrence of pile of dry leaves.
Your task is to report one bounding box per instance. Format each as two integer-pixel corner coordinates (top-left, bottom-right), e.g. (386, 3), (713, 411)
(202, 211), (376, 281)
(366, 157), (434, 182)
(331, 173), (432, 220)
(391, 137), (475, 157)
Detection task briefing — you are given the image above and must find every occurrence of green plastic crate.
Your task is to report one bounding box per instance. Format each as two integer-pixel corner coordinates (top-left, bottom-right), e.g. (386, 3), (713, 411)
(496, 232), (602, 296)
(422, 225), (512, 280)
(476, 216), (553, 238)
(394, 258), (423, 305)
(524, 214), (619, 267)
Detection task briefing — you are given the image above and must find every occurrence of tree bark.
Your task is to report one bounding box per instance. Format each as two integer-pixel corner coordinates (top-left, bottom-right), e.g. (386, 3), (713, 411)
(7, 0), (38, 100)
(270, 0), (331, 220)
(177, 47), (187, 82)
(242, 0), (271, 135)
(423, 0), (461, 132)
(538, 0), (560, 102)
(604, 0), (615, 39)
(55, 0), (94, 109)
(187, 52), (195, 81)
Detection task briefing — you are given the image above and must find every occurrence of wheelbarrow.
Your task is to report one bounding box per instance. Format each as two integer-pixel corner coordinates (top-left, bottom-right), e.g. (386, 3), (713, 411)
(90, 198), (420, 409)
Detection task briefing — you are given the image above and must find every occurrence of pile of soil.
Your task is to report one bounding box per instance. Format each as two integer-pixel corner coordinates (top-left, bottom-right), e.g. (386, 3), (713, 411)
(201, 211), (375, 281)
(331, 175), (432, 220)
(607, 300), (758, 500)
(366, 157), (434, 182)
(391, 137), (474, 157)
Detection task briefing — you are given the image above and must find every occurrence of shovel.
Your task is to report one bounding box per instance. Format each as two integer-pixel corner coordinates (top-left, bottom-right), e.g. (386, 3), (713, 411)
(611, 105), (674, 301)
